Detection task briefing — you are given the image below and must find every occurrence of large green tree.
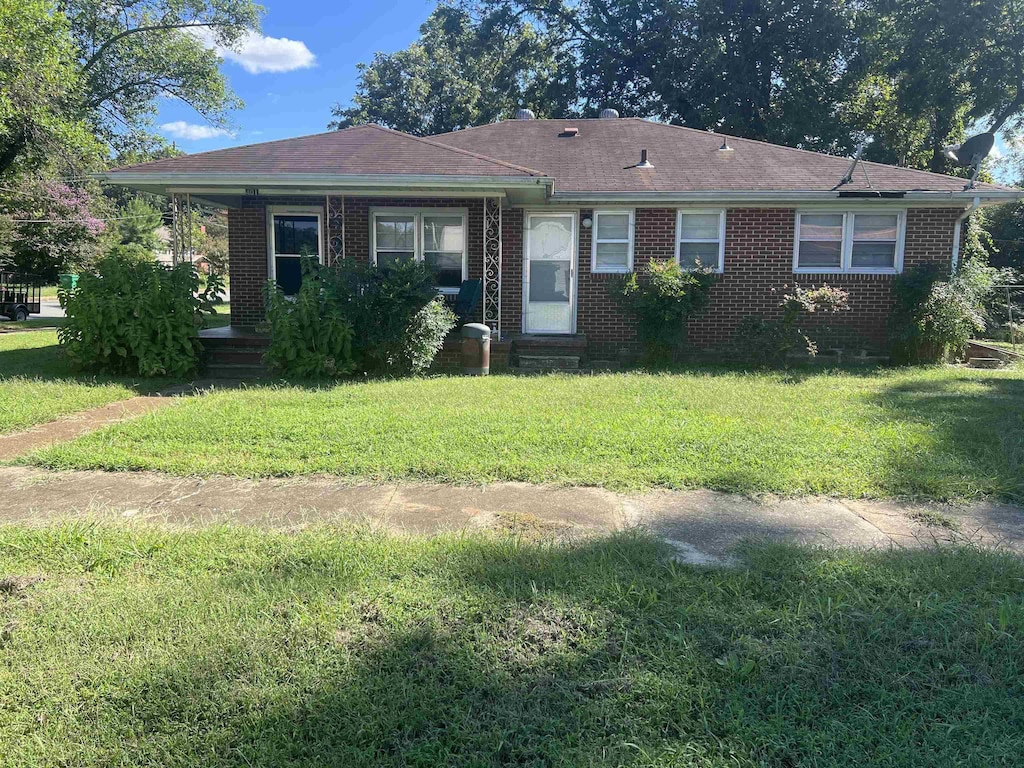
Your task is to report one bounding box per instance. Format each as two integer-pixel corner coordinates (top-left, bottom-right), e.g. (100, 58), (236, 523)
(65, 0), (263, 153)
(332, 6), (578, 135)
(0, 0), (101, 176)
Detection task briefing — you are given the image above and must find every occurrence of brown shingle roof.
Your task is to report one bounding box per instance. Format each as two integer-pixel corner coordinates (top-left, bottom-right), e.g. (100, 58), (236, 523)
(112, 124), (543, 177)
(431, 118), (1012, 194)
(109, 117), (1015, 195)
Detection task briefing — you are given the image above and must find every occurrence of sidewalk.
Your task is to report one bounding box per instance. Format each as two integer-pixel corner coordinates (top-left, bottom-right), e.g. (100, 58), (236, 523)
(2, 467), (1021, 564)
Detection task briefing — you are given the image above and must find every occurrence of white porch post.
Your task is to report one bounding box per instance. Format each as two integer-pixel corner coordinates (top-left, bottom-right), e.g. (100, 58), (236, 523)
(483, 196), (502, 338)
(170, 193), (193, 265)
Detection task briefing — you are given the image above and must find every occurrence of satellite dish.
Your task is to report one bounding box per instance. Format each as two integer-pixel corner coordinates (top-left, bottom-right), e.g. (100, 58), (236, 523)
(942, 131), (995, 189)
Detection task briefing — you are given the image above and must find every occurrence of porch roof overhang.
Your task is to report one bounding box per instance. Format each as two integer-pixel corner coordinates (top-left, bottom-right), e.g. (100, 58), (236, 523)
(96, 171), (554, 207)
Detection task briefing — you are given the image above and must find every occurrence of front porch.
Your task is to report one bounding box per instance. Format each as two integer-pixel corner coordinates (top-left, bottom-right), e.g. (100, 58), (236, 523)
(198, 326), (591, 376)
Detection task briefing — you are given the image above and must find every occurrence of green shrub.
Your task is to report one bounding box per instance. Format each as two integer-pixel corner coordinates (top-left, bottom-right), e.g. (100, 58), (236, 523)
(264, 258), (456, 377)
(890, 258), (997, 363)
(733, 283), (851, 366)
(58, 251), (223, 377)
(264, 266), (354, 378)
(617, 259), (716, 362)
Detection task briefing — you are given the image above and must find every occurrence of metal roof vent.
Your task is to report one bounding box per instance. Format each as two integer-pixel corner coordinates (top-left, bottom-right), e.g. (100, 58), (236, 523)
(718, 136), (733, 152)
(514, 108), (536, 120)
(599, 108), (620, 119)
(560, 126), (579, 137)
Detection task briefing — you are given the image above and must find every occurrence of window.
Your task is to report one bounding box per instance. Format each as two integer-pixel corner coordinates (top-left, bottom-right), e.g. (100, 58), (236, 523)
(269, 207), (322, 295)
(371, 208), (467, 293)
(591, 210), (633, 273)
(676, 210), (725, 272)
(794, 210), (904, 273)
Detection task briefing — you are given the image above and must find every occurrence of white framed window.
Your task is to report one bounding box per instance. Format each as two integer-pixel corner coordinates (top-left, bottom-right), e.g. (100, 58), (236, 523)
(370, 207), (468, 293)
(676, 210), (726, 272)
(267, 206), (323, 295)
(793, 210), (905, 274)
(590, 209), (634, 273)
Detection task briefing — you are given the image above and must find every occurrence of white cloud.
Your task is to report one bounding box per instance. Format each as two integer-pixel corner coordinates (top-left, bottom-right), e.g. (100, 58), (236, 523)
(161, 121), (233, 140)
(192, 28), (316, 74)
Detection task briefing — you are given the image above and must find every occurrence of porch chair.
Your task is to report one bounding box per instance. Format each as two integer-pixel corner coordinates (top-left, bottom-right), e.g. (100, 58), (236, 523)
(452, 278), (482, 325)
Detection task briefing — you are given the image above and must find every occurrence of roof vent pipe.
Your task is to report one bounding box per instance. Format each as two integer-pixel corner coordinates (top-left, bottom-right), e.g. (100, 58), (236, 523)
(514, 108), (536, 120)
(635, 148), (653, 168)
(599, 108), (620, 119)
(719, 137), (733, 151)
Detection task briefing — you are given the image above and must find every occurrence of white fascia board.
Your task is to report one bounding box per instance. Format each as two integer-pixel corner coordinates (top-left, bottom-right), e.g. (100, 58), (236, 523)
(551, 189), (1024, 206)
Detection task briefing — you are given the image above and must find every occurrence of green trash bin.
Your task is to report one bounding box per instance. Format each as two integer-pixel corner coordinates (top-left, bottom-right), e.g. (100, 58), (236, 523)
(58, 274), (78, 291)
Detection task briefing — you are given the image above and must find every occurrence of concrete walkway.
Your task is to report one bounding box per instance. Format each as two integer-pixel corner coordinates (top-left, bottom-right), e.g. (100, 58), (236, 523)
(0, 396), (178, 460)
(2, 467), (1022, 564)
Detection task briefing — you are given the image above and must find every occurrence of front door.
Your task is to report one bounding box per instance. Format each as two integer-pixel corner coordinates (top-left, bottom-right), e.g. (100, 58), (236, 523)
(524, 212), (575, 334)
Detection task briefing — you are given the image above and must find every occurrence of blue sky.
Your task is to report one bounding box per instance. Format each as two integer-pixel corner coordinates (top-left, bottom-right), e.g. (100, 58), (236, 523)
(156, 0), (437, 151)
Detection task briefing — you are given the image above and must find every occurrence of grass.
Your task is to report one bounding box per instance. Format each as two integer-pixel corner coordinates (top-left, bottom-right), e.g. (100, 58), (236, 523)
(30, 364), (1024, 501)
(203, 302), (231, 329)
(0, 332), (141, 435)
(0, 317), (66, 332)
(0, 524), (1021, 767)
(978, 339), (1023, 355)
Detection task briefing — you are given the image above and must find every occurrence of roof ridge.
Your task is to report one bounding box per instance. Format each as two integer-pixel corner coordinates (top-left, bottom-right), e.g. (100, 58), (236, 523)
(364, 124), (547, 177)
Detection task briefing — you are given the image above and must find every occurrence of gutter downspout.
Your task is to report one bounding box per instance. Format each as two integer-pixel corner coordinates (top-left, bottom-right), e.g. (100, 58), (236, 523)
(951, 195), (981, 272)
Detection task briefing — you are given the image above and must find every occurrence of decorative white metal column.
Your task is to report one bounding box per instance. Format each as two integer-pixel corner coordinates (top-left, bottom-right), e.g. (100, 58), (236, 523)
(482, 196), (502, 338)
(327, 195), (345, 265)
(170, 193), (193, 265)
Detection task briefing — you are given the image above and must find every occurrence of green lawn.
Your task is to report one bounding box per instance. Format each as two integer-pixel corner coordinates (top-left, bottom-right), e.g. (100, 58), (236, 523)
(0, 332), (141, 435)
(30, 364), (1024, 501)
(0, 524), (1021, 767)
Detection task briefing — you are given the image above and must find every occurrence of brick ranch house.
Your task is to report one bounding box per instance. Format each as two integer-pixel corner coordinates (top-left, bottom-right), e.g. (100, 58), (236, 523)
(102, 114), (1023, 365)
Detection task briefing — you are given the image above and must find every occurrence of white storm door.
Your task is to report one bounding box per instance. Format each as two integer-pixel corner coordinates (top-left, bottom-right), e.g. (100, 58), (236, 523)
(524, 212), (575, 334)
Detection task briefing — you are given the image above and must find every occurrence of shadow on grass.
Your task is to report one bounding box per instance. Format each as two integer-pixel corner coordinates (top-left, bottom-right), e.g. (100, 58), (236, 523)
(0, 333), (180, 395)
(871, 372), (1024, 502)
(47, 531), (1023, 767)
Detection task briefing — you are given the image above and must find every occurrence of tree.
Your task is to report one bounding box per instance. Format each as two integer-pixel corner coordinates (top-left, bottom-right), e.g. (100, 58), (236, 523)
(0, 177), (109, 280)
(850, 0), (1024, 172)
(0, 0), (101, 176)
(117, 196), (163, 251)
(64, 0), (262, 153)
(332, 6), (578, 135)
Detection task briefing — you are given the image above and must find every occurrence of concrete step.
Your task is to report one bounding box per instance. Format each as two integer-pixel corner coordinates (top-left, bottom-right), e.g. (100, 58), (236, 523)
(968, 357), (1005, 369)
(205, 362), (272, 379)
(516, 355), (580, 371)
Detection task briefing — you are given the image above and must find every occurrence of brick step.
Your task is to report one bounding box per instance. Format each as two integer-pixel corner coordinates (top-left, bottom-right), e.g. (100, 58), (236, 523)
(515, 355), (580, 371)
(205, 362), (272, 379)
(206, 348), (268, 365)
(511, 335), (587, 356)
(968, 357), (1004, 369)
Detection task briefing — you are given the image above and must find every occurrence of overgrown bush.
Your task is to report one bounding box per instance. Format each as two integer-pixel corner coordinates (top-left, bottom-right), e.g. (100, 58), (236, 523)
(59, 251), (223, 377)
(890, 258), (997, 363)
(617, 259), (716, 361)
(733, 283), (851, 366)
(265, 266), (354, 378)
(264, 258), (456, 377)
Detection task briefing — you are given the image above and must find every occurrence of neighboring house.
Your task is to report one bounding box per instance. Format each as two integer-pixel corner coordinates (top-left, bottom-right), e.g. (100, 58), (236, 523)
(102, 114), (1024, 359)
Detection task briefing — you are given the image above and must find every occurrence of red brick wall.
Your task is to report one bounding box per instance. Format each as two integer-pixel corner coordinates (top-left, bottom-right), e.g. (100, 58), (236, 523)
(228, 197), (963, 351)
(228, 195), (486, 327)
(227, 204), (268, 327)
(571, 206), (962, 357)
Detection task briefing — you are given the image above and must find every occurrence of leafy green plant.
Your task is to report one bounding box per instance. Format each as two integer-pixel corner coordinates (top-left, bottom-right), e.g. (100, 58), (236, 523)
(58, 250), (222, 376)
(617, 259), (716, 362)
(264, 264), (354, 378)
(890, 258), (998, 363)
(264, 258), (456, 377)
(733, 283), (851, 366)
